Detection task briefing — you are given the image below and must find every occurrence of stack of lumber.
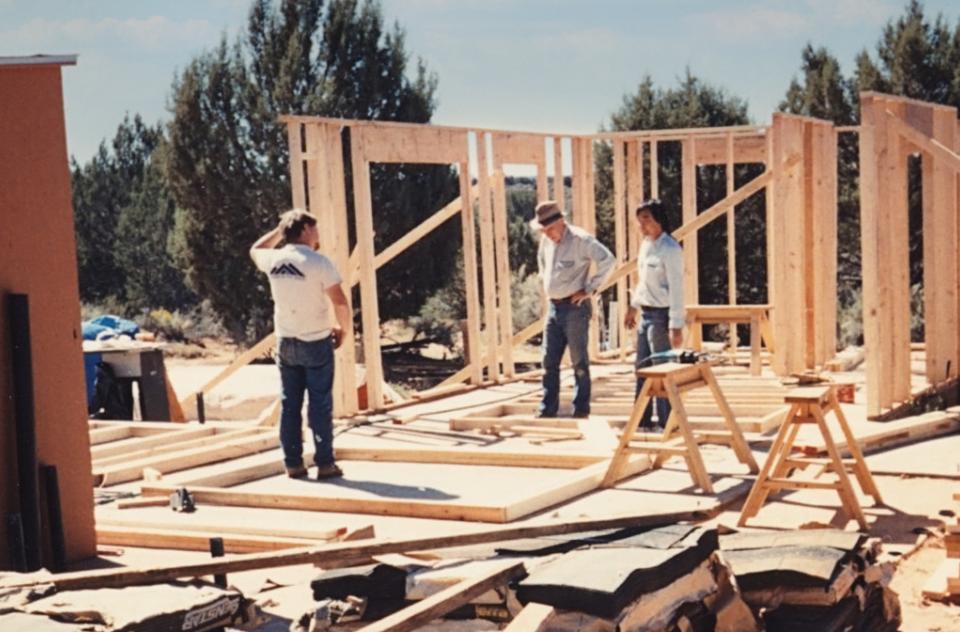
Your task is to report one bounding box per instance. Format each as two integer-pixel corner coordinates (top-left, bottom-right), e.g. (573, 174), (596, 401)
(720, 530), (901, 631)
(922, 490), (960, 602)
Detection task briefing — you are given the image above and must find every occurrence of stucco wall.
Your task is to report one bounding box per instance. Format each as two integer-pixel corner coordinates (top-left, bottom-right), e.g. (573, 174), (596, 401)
(0, 63), (96, 567)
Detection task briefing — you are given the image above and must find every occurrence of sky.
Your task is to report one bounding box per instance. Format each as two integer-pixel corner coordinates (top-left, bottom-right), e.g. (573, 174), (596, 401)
(4, 0), (960, 164)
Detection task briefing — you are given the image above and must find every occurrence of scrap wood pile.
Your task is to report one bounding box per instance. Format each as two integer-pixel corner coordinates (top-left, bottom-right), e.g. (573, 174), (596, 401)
(0, 522), (901, 631)
(302, 526), (899, 631)
(0, 577), (249, 631)
(718, 530), (899, 632)
(922, 490), (960, 603)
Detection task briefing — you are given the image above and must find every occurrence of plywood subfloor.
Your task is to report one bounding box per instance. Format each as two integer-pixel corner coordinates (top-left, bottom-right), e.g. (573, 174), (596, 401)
(96, 360), (960, 547)
(865, 434), (960, 478)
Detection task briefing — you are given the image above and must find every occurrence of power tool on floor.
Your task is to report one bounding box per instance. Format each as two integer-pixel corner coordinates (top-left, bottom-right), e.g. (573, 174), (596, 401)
(636, 349), (704, 368)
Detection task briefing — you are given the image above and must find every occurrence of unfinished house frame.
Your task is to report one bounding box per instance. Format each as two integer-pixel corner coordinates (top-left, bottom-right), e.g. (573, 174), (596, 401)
(273, 113), (837, 414)
(174, 91), (960, 426)
(64, 94), (960, 601)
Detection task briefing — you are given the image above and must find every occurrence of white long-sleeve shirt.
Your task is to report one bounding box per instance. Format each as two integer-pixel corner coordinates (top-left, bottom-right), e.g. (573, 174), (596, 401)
(630, 232), (685, 329)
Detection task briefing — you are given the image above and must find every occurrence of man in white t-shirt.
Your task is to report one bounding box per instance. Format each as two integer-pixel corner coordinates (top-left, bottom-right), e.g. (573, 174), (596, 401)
(250, 210), (351, 480)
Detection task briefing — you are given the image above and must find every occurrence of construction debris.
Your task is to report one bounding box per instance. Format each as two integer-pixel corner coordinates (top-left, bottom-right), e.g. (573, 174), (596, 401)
(515, 526), (718, 620)
(720, 530), (900, 631)
(0, 579), (248, 631)
(824, 346), (866, 373)
(922, 491), (960, 602)
(293, 525), (902, 630)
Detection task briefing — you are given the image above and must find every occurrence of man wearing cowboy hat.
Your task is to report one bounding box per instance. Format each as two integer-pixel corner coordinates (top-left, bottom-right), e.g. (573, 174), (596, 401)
(532, 200), (615, 418)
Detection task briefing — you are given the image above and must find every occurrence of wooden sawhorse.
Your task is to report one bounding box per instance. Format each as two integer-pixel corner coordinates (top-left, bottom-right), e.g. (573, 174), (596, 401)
(738, 386), (882, 530)
(684, 304), (775, 376)
(602, 362), (759, 493)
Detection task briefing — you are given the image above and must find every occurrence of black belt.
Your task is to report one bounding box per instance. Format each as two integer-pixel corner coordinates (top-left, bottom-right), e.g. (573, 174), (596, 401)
(639, 305), (668, 312)
(551, 294), (580, 305)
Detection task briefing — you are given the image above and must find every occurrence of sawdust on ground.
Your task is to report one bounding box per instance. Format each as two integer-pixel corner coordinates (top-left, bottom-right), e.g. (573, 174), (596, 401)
(892, 535), (960, 631)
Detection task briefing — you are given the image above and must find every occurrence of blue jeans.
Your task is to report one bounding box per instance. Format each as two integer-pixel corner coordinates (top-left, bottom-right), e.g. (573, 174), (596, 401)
(277, 336), (335, 468)
(635, 309), (672, 427)
(539, 301), (591, 417)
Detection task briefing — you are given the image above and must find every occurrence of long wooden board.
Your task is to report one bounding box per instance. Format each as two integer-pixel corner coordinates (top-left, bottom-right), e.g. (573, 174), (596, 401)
(95, 525), (328, 554)
(91, 426), (219, 460)
(92, 428), (260, 467)
(94, 431), (279, 486)
(0, 508), (714, 591)
(138, 483), (508, 523)
(357, 561), (526, 632)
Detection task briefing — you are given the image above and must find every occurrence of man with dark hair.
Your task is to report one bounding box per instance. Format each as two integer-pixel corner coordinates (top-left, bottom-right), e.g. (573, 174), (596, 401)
(250, 209), (351, 480)
(531, 200), (615, 418)
(624, 199), (685, 428)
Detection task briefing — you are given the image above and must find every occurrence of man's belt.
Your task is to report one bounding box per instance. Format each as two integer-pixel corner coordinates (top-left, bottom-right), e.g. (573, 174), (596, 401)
(551, 294), (581, 305)
(639, 305), (668, 312)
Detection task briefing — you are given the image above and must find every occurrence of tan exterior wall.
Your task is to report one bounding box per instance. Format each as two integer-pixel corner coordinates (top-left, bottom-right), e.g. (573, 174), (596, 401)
(0, 63), (96, 567)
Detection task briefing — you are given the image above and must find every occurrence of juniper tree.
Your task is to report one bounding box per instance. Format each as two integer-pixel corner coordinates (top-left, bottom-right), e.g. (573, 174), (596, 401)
(72, 115), (164, 305)
(595, 72), (757, 313)
(166, 0), (456, 342)
(780, 0), (960, 343)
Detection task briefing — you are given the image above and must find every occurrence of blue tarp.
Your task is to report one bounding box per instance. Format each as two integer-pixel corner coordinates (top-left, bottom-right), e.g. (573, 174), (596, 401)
(82, 315), (139, 341)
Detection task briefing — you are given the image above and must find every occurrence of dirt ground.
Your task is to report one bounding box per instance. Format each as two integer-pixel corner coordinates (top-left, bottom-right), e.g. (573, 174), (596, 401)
(891, 535), (960, 630)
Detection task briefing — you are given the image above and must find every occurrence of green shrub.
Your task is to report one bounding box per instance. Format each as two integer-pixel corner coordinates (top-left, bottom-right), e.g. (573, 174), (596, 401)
(80, 298), (131, 322)
(139, 308), (191, 342)
(127, 302), (227, 343)
(511, 267), (543, 332)
(412, 262), (551, 357)
(837, 288), (863, 349)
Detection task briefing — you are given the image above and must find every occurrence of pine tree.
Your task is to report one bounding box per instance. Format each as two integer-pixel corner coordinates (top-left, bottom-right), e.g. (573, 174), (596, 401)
(72, 115), (164, 305)
(115, 142), (195, 312)
(781, 45), (857, 124)
(779, 46), (862, 342)
(597, 72), (757, 310)
(857, 0), (957, 103)
(166, 0), (456, 342)
(782, 1), (960, 343)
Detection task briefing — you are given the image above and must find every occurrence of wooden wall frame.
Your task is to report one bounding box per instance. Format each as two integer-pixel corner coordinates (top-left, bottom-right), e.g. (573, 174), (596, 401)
(133, 447), (651, 524)
(768, 114), (838, 375)
(282, 118), (491, 413)
(186, 96), (960, 421)
(605, 131), (770, 358)
(486, 131), (552, 378)
(860, 93), (960, 416)
(351, 124), (480, 410)
(90, 422), (280, 486)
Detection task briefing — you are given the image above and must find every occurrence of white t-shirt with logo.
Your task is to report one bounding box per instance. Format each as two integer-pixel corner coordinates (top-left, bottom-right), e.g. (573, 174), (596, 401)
(251, 244), (342, 341)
